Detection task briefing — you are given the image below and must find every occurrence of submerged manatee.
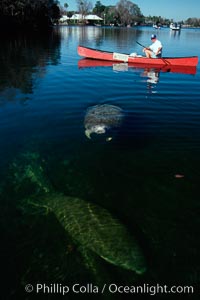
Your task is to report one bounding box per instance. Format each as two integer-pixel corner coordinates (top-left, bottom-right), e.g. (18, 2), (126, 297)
(45, 194), (146, 275)
(84, 104), (123, 139)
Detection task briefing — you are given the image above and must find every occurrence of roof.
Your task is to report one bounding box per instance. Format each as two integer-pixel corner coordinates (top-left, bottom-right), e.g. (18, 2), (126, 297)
(60, 15), (70, 21)
(70, 14), (83, 20)
(85, 15), (103, 20)
(70, 14), (103, 21)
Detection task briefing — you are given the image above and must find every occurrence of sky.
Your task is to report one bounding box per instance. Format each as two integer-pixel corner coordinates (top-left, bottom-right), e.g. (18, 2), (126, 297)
(59, 0), (200, 21)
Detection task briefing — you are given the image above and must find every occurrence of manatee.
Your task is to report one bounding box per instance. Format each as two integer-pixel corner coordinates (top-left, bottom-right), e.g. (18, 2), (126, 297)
(44, 194), (146, 275)
(84, 104), (123, 139)
(11, 151), (145, 275)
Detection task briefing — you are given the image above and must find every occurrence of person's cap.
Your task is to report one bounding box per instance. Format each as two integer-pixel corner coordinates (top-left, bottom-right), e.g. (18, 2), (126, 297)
(151, 34), (156, 39)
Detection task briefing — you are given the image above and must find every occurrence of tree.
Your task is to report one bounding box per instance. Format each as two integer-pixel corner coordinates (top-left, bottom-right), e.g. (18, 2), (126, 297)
(115, 0), (142, 26)
(59, 3), (69, 15)
(64, 3), (68, 11)
(0, 0), (61, 29)
(93, 1), (105, 16)
(76, 0), (92, 17)
(102, 5), (116, 26)
(186, 17), (200, 27)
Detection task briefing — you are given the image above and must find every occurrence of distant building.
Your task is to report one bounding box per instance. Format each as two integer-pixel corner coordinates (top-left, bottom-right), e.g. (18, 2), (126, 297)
(70, 14), (103, 24)
(59, 15), (70, 23)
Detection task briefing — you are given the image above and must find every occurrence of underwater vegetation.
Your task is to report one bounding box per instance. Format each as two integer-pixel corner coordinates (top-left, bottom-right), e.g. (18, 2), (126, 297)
(7, 151), (51, 197)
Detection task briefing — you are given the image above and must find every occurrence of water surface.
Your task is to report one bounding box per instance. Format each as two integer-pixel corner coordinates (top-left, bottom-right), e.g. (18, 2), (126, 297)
(0, 26), (200, 299)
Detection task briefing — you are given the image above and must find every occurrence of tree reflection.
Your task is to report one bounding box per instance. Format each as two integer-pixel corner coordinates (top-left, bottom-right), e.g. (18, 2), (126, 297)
(0, 30), (61, 102)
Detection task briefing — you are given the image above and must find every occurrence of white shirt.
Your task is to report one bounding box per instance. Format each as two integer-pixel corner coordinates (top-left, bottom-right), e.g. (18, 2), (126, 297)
(149, 40), (162, 55)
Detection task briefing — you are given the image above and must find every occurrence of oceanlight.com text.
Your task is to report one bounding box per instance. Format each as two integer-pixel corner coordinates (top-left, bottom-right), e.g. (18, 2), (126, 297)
(25, 283), (195, 296)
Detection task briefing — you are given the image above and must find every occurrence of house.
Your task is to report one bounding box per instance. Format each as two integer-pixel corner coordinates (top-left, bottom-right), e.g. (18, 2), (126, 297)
(70, 14), (103, 24)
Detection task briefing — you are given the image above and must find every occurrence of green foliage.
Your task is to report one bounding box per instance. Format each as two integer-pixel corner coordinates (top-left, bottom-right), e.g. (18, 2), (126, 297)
(76, 0), (93, 16)
(115, 0), (143, 26)
(7, 151), (51, 198)
(95, 1), (143, 26)
(92, 1), (105, 16)
(186, 18), (200, 27)
(0, 0), (61, 30)
(145, 15), (171, 26)
(64, 3), (69, 9)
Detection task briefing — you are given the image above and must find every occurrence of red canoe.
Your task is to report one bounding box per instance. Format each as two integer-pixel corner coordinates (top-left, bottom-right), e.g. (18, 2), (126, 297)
(78, 58), (197, 75)
(77, 46), (198, 67)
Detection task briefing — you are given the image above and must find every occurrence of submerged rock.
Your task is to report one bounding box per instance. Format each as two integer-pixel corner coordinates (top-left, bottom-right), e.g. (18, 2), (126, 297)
(45, 194), (146, 275)
(84, 104), (123, 140)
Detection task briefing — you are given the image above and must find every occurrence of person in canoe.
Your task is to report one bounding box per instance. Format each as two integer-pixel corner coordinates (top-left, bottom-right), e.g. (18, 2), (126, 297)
(143, 34), (162, 58)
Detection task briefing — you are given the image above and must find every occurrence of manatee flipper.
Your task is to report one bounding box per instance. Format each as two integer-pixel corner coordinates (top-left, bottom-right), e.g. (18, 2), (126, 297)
(85, 129), (92, 139)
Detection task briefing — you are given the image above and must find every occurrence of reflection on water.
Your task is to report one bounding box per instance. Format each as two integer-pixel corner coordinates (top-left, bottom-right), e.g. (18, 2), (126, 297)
(63, 26), (143, 52)
(78, 58), (197, 75)
(142, 69), (159, 84)
(78, 58), (197, 95)
(1, 26), (200, 299)
(141, 69), (160, 94)
(169, 29), (181, 38)
(0, 30), (61, 103)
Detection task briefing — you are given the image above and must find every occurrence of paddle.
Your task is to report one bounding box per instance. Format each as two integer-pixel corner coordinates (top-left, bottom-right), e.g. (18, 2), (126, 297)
(136, 41), (151, 50)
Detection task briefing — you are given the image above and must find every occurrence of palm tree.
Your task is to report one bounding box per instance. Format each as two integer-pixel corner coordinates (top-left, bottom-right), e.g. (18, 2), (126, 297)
(64, 3), (68, 10)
